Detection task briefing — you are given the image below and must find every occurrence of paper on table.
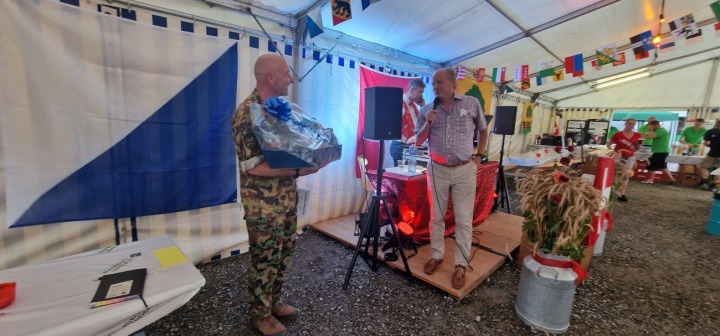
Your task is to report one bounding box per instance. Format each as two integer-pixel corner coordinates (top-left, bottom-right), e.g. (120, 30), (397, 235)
(152, 246), (188, 269)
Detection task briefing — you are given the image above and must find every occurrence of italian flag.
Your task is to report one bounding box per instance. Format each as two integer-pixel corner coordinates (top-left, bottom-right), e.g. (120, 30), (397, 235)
(492, 67), (506, 83)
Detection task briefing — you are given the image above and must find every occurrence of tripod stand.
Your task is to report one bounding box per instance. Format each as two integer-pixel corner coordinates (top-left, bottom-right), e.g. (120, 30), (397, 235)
(492, 134), (511, 213)
(343, 140), (412, 289)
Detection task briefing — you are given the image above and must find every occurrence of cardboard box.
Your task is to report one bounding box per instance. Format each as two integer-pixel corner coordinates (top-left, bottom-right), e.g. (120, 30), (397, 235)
(679, 164), (697, 175)
(681, 174), (700, 187)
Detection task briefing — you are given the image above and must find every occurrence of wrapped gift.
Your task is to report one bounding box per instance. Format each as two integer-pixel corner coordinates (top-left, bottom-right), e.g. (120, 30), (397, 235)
(250, 98), (342, 168)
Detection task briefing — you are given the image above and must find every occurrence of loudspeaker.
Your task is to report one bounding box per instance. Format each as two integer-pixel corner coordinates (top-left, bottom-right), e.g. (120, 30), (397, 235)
(364, 86), (403, 140)
(493, 106), (517, 135)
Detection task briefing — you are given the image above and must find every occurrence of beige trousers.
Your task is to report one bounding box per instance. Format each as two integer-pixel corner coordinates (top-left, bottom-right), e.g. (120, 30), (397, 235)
(426, 161), (477, 267)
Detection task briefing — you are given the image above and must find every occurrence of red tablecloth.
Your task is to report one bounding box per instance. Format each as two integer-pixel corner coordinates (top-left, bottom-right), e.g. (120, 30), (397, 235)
(366, 161), (498, 243)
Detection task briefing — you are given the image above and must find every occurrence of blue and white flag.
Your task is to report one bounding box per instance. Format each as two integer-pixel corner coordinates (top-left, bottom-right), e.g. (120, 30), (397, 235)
(361, 0), (382, 10)
(0, 0), (238, 228)
(304, 6), (324, 39)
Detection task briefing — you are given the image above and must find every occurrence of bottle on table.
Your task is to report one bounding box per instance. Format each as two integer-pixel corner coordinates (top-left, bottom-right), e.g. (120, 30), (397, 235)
(407, 145), (418, 173)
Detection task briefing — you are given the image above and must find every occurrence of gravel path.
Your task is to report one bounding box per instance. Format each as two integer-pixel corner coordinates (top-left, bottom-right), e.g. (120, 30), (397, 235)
(142, 180), (720, 335)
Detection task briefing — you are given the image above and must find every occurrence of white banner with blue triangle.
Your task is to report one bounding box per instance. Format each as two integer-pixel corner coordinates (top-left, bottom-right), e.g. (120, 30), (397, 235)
(0, 0), (238, 228)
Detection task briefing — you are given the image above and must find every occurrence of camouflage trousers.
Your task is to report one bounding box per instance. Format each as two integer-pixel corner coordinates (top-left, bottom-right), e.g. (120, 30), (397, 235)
(246, 207), (298, 319)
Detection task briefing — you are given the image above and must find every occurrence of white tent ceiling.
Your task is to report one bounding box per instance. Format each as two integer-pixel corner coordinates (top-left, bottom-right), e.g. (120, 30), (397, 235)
(197, 0), (719, 108)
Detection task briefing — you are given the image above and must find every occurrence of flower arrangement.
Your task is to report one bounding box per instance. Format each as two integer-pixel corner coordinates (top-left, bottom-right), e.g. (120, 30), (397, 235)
(515, 168), (603, 260)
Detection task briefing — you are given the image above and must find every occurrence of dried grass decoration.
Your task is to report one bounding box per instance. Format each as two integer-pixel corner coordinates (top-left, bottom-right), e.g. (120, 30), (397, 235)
(515, 169), (603, 260)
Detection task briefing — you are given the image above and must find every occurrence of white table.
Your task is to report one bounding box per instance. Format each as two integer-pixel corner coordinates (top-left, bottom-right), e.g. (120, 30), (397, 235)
(0, 236), (205, 336)
(666, 155), (704, 165)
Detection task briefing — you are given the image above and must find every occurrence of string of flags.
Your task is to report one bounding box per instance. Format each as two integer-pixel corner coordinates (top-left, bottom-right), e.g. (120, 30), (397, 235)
(454, 3), (719, 90)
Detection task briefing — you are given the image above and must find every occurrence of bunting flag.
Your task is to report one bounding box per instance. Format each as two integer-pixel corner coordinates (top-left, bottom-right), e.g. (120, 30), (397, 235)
(591, 59), (602, 70)
(535, 67), (554, 86)
(302, 6), (324, 40)
(1, 0), (239, 227)
(521, 102), (534, 134)
(712, 1), (720, 22)
(659, 36), (676, 53)
(716, 22), (720, 37)
(513, 65), (529, 82)
(613, 52), (626, 66)
(473, 68), (486, 82)
(553, 120), (560, 136)
(669, 14), (699, 40)
(553, 69), (564, 81)
(564, 53), (584, 77)
(595, 43), (618, 66)
(331, 0), (352, 26)
(491, 67), (506, 83)
(456, 65), (467, 80)
(361, 0), (381, 10)
(629, 30), (654, 60)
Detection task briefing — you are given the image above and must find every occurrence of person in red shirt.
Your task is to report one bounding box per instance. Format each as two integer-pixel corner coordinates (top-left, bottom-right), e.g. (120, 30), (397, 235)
(390, 79), (425, 166)
(607, 118), (640, 202)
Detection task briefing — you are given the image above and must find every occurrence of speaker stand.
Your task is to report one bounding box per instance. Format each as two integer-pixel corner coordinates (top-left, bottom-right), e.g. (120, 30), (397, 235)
(492, 134), (511, 213)
(343, 140), (412, 289)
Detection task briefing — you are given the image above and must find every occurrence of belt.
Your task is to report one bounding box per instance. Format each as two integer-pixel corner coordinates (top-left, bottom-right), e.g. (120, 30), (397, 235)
(433, 159), (471, 167)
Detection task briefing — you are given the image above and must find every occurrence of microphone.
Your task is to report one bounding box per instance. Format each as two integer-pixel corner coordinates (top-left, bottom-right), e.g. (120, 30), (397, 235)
(429, 97), (440, 125)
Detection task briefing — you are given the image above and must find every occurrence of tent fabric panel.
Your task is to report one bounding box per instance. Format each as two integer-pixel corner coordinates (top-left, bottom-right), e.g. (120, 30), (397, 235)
(558, 61), (715, 108)
(492, 0), (607, 31)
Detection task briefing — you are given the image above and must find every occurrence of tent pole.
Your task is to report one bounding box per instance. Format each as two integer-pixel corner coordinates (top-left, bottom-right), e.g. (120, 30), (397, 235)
(703, 58), (719, 107)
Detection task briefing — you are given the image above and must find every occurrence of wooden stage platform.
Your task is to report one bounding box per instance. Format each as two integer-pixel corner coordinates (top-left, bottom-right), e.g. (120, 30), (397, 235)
(310, 212), (523, 299)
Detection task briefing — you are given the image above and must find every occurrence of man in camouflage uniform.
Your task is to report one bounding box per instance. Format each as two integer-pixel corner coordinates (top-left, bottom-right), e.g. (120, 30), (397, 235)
(231, 54), (323, 336)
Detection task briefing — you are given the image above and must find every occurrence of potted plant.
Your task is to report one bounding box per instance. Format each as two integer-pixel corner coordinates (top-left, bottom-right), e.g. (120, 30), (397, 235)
(513, 168), (604, 334)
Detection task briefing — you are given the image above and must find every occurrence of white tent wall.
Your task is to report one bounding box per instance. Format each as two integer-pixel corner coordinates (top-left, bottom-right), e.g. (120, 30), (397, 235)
(485, 96), (554, 161)
(0, 0), (438, 270)
(688, 108), (720, 121)
(295, 53), (366, 225)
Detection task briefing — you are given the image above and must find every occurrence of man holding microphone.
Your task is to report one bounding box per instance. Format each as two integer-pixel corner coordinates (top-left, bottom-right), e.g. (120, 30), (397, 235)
(414, 68), (488, 289)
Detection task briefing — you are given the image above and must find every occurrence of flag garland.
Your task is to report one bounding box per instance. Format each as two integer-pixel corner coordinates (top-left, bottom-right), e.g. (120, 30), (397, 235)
(449, 6), (719, 91)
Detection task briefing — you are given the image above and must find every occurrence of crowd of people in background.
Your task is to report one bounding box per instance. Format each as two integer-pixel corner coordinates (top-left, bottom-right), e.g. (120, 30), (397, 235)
(608, 116), (720, 199)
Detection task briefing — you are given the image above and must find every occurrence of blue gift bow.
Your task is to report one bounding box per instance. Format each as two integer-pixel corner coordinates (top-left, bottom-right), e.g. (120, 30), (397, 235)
(263, 97), (292, 121)
(263, 98), (332, 141)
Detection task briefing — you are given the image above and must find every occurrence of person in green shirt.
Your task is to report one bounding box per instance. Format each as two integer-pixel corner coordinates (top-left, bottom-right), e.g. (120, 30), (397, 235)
(606, 126), (619, 143)
(637, 116), (656, 146)
(680, 118), (707, 155)
(641, 120), (676, 184)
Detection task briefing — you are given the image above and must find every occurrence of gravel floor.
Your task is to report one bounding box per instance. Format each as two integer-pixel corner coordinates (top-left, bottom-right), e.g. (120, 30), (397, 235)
(142, 179), (720, 335)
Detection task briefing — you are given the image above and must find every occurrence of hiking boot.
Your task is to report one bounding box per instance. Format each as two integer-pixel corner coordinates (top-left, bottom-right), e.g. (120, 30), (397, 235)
(452, 265), (466, 289)
(271, 303), (299, 320)
(250, 315), (287, 336)
(617, 195), (628, 202)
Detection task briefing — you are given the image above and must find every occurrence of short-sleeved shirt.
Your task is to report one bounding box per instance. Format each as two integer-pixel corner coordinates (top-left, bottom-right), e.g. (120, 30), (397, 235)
(231, 89), (297, 222)
(610, 131), (640, 157)
(638, 124), (653, 146)
(415, 94), (486, 165)
(681, 126), (707, 145)
(650, 127), (670, 153)
(704, 128), (720, 157)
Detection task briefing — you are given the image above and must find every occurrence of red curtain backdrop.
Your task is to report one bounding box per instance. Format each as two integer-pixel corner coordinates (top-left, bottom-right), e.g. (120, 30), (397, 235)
(355, 66), (414, 177)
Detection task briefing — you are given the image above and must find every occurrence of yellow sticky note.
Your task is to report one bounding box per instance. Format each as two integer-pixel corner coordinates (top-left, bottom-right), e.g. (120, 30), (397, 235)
(153, 246), (188, 269)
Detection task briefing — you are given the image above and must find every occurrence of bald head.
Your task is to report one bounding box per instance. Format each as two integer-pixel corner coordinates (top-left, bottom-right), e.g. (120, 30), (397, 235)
(254, 54), (294, 98)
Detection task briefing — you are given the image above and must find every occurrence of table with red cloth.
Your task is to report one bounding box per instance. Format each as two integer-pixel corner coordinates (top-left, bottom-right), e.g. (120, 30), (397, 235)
(365, 161), (498, 243)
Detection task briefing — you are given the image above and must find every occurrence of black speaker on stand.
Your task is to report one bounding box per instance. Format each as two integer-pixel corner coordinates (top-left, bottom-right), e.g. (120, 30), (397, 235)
(344, 86), (412, 289)
(492, 106), (516, 213)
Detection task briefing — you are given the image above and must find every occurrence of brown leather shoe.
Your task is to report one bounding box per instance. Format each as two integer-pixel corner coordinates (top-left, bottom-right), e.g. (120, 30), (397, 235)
(423, 258), (443, 274)
(251, 314), (287, 336)
(271, 303), (299, 320)
(452, 265), (466, 289)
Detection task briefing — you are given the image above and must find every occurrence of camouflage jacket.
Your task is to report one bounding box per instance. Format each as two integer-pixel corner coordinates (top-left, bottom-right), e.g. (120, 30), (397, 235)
(231, 89), (297, 222)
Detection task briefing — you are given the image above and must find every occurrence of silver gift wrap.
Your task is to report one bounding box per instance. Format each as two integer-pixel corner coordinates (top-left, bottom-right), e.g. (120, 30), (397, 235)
(250, 103), (342, 168)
